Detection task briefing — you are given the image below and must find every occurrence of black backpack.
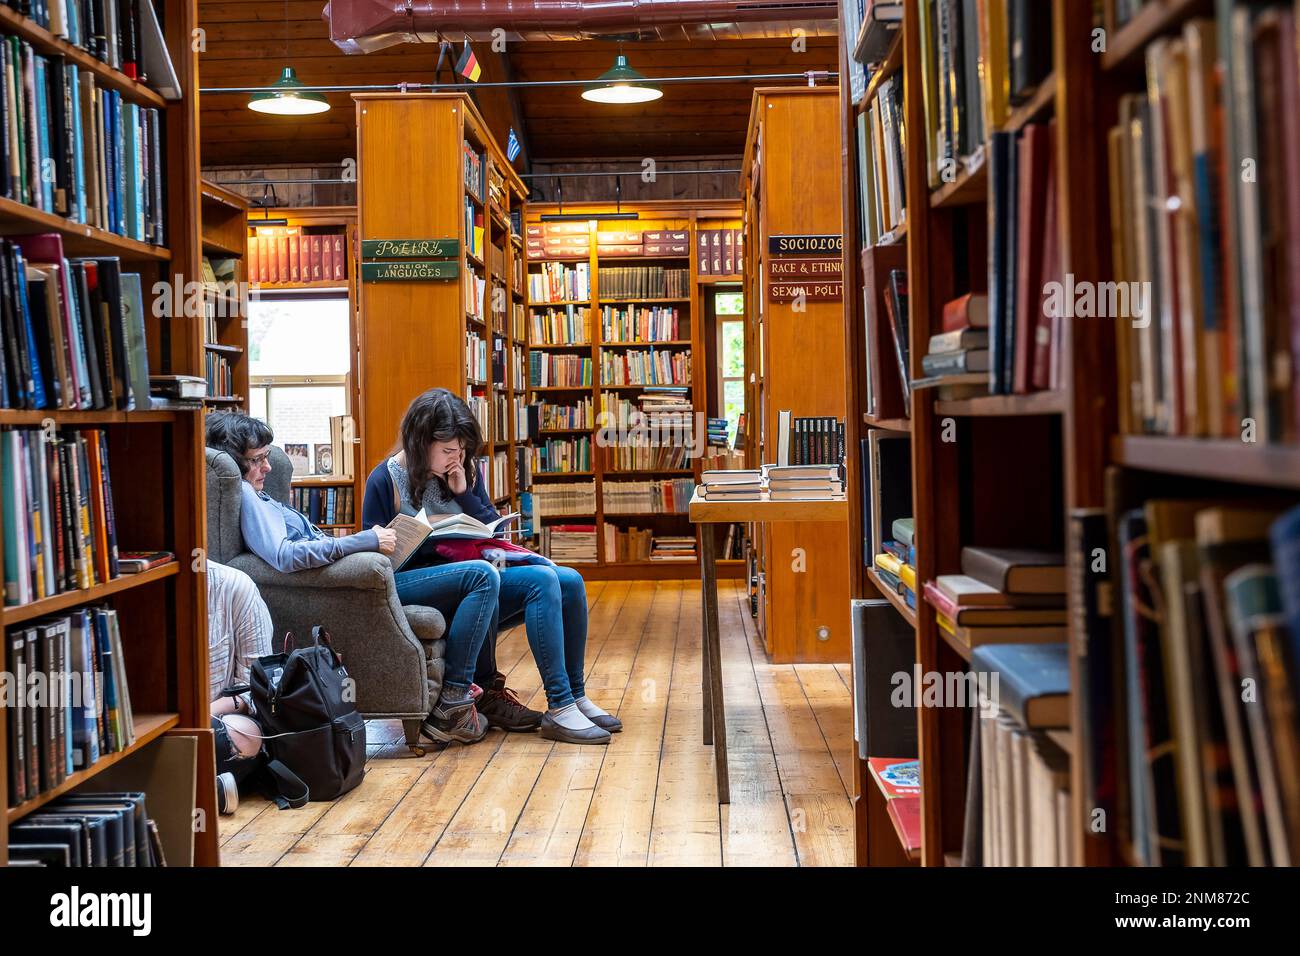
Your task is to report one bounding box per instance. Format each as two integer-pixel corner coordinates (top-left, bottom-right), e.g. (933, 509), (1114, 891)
(250, 626), (366, 802)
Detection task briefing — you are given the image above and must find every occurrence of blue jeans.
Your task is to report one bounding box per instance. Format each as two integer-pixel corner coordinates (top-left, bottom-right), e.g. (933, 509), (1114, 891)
(498, 564), (588, 709)
(393, 560), (498, 690)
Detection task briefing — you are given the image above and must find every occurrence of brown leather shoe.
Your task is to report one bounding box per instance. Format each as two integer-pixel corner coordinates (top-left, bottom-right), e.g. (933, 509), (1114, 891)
(476, 673), (543, 732)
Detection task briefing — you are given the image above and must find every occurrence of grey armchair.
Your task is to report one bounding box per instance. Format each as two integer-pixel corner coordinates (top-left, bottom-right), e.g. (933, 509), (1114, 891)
(205, 446), (444, 751)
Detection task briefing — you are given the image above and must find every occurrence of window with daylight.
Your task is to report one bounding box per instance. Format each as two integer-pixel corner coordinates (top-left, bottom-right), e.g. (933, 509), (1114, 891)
(248, 293), (350, 453)
(715, 291), (745, 445)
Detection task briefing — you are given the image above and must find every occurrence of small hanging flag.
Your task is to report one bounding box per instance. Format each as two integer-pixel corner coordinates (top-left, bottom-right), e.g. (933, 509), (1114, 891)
(506, 128), (521, 162)
(456, 40), (481, 82)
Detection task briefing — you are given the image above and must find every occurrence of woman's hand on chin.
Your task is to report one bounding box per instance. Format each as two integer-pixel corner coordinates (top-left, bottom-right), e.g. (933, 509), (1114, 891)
(445, 462), (468, 495)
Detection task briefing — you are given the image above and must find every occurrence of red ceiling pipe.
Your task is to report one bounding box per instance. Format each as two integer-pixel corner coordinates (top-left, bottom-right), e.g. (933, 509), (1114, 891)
(321, 0), (838, 54)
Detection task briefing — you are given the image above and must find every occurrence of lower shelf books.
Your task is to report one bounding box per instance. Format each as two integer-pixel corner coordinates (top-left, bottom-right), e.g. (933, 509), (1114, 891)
(2, 426), (120, 606)
(965, 710), (1074, 866)
(604, 442), (690, 472)
(204, 351), (233, 398)
(1094, 493), (1300, 868)
(602, 478), (695, 514)
(530, 480), (596, 517)
(289, 485), (355, 527)
(601, 526), (696, 562)
(539, 524), (597, 564)
(7, 604), (137, 807)
(7, 790), (162, 866)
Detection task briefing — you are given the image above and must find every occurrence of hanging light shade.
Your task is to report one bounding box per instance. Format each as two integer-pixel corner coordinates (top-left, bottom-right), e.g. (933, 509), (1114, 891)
(248, 67), (330, 115)
(581, 54), (662, 104)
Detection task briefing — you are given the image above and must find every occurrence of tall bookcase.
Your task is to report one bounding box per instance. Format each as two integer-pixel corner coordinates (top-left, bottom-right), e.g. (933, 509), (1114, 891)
(523, 200), (748, 580)
(0, 0), (217, 865)
(246, 205), (363, 533)
(200, 180), (249, 410)
(842, 0), (1300, 869)
(741, 88), (853, 663)
(353, 94), (529, 517)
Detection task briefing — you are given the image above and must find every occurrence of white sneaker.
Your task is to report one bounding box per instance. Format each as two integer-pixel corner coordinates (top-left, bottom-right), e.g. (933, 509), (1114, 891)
(216, 771), (239, 815)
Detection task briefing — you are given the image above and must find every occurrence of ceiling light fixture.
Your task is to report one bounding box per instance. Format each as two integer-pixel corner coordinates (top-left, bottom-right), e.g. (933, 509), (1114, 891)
(248, 66), (331, 115)
(581, 53), (663, 104)
(248, 0), (330, 115)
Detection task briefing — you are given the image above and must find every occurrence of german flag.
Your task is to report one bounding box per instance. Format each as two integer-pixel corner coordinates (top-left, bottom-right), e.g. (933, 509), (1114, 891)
(456, 41), (481, 82)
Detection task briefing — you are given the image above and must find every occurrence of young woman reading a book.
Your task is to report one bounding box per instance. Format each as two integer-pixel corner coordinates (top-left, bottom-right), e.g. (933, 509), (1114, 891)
(362, 388), (622, 745)
(205, 411), (499, 745)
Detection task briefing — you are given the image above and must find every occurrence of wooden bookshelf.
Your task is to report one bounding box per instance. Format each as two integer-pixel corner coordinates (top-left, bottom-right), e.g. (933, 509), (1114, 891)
(201, 181), (249, 409)
(742, 88), (852, 663)
(523, 199), (747, 580)
(840, 0), (1300, 872)
(0, 0), (216, 865)
(840, 0), (1074, 867)
(354, 94), (528, 527)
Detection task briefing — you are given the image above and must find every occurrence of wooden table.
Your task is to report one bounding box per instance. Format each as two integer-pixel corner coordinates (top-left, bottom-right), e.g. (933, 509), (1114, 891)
(689, 490), (849, 803)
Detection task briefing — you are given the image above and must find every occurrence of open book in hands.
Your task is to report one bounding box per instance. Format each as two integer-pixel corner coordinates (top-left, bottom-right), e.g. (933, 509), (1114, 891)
(387, 509), (520, 571)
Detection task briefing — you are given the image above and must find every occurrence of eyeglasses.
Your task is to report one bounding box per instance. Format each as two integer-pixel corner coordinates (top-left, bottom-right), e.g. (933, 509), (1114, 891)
(246, 451), (272, 467)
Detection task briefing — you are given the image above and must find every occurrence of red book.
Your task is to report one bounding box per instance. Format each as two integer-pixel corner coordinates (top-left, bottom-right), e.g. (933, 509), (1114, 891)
(247, 236), (259, 284)
(942, 293), (989, 333)
(259, 234), (273, 282)
(867, 757), (920, 797)
(887, 796), (922, 853)
(1013, 123), (1051, 394)
(922, 580), (960, 620)
(710, 229), (723, 274)
(277, 234), (290, 283)
(696, 228), (711, 275)
(289, 234), (301, 282)
(1283, 12), (1300, 440)
(722, 229), (735, 275)
(332, 234), (346, 281)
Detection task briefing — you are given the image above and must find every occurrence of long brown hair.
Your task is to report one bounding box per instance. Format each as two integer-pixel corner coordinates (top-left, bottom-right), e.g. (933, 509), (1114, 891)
(396, 388), (483, 507)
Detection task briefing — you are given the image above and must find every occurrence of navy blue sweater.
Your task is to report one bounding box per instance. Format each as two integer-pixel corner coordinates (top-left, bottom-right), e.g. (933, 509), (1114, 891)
(361, 458), (498, 530)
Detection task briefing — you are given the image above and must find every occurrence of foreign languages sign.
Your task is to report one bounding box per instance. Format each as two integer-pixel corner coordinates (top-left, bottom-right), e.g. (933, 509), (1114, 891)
(767, 234), (843, 256)
(361, 260), (460, 282)
(361, 238), (459, 259)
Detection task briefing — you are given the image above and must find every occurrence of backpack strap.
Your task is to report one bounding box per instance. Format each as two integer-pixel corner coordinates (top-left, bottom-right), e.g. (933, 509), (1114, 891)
(261, 759), (309, 810)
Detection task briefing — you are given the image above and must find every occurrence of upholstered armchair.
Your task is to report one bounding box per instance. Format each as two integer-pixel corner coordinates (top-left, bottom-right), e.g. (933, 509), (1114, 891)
(205, 446), (444, 751)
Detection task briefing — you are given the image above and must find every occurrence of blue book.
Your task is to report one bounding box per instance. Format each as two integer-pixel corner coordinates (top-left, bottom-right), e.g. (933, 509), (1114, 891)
(904, 586), (916, 609)
(33, 56), (54, 213)
(12, 248), (48, 408)
(124, 103), (142, 240)
(875, 566), (901, 592)
(1117, 508), (1153, 864)
(1191, 153), (1222, 337)
(970, 642), (1069, 729)
(883, 539), (907, 561)
(1269, 504), (1300, 673)
(67, 64), (85, 224)
(2, 433), (21, 603)
(94, 609), (119, 752)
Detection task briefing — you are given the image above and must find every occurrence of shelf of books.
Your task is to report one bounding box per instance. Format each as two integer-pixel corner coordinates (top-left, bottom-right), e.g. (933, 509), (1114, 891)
(1, 0), (218, 866)
(242, 206), (363, 529)
(840, 0), (1300, 871)
(523, 200), (747, 579)
(200, 181), (248, 408)
(354, 94), (529, 532)
(740, 89), (853, 662)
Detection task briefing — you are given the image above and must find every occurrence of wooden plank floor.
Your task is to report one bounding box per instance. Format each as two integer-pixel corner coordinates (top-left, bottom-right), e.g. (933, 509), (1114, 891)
(218, 579), (854, 867)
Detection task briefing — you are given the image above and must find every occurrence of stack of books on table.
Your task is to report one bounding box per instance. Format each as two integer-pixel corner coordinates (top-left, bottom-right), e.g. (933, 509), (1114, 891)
(874, 516), (916, 608)
(698, 469), (764, 500)
(922, 547), (1067, 651)
(762, 464), (845, 500)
